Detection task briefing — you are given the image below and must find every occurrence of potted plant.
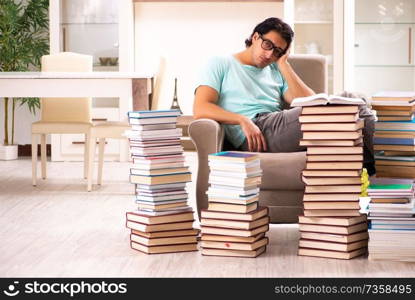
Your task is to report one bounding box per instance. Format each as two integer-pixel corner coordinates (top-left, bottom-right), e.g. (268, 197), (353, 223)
(0, 0), (49, 160)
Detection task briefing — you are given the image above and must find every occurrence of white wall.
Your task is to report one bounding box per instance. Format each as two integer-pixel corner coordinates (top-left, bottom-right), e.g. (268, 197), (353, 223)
(134, 2), (284, 114)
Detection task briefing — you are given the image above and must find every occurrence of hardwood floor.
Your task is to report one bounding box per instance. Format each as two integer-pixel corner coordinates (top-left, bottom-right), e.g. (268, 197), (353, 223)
(1, 155), (414, 277)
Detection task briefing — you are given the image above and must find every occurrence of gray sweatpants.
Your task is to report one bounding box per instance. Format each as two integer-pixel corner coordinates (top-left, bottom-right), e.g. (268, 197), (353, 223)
(238, 94), (376, 174)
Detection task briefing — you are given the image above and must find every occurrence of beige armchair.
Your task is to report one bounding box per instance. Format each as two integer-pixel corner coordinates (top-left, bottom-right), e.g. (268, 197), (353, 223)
(189, 54), (327, 223)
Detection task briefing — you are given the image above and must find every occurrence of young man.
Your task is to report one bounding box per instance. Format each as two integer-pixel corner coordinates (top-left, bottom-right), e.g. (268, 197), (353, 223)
(193, 17), (375, 175)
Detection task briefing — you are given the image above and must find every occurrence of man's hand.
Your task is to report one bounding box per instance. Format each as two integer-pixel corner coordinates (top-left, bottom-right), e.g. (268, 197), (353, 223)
(239, 116), (267, 152)
(276, 45), (290, 68)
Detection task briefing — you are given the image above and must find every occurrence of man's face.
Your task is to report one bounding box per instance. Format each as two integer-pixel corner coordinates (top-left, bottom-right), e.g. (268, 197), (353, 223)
(251, 31), (288, 68)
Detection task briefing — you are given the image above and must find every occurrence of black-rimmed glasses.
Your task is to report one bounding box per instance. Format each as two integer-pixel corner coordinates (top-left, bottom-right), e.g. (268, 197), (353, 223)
(259, 35), (285, 58)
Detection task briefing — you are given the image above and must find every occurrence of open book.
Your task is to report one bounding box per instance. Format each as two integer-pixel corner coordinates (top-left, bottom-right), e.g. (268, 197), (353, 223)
(291, 93), (365, 107)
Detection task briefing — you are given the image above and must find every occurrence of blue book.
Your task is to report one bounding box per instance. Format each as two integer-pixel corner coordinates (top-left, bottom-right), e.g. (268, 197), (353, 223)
(375, 152), (415, 162)
(128, 109), (181, 119)
(369, 228), (415, 231)
(374, 137), (415, 145)
(208, 151), (259, 162)
(380, 119), (415, 123)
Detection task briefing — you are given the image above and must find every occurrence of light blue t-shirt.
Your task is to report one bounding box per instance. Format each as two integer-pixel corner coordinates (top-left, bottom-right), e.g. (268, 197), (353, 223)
(196, 55), (288, 148)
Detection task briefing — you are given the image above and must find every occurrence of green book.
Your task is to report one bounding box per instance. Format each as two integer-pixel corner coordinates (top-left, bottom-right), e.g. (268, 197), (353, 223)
(368, 184), (412, 190)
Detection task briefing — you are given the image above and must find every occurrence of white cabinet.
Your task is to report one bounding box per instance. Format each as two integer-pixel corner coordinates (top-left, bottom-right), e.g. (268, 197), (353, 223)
(286, 0), (415, 97)
(355, 24), (412, 66)
(284, 0), (345, 94)
(350, 0), (415, 97)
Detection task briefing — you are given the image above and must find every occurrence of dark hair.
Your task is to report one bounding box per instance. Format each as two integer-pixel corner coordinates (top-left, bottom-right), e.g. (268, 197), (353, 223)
(245, 17), (294, 53)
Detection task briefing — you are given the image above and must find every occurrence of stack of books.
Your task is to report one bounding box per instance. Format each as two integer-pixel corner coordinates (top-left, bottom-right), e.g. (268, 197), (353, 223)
(372, 91), (415, 178)
(291, 93), (369, 259)
(124, 109), (199, 254)
(367, 177), (415, 261)
(200, 151), (270, 258)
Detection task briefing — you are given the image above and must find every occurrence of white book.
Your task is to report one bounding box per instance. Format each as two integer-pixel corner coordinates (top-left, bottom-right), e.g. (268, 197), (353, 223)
(130, 146), (184, 155)
(209, 182), (260, 188)
(368, 198), (415, 209)
(131, 167), (189, 176)
(206, 191), (258, 201)
(209, 170), (263, 178)
(209, 164), (261, 172)
(209, 176), (261, 186)
(371, 101), (415, 106)
(138, 205), (191, 213)
(209, 183), (259, 191)
(130, 143), (181, 149)
(131, 123), (176, 131)
(130, 137), (180, 142)
(208, 159), (261, 166)
(368, 216), (415, 221)
(131, 151), (183, 158)
(369, 211), (415, 217)
(130, 145), (184, 150)
(128, 109), (181, 118)
(137, 206), (193, 216)
(136, 194), (188, 202)
(209, 160), (261, 171)
(207, 187), (259, 197)
(368, 178), (414, 185)
(371, 220), (415, 225)
(368, 192), (414, 197)
(135, 182), (187, 190)
(370, 226), (415, 231)
(368, 207), (415, 213)
(290, 93), (365, 107)
(129, 128), (182, 136)
(126, 132), (182, 140)
(131, 162), (185, 170)
(135, 199), (188, 205)
(137, 189), (187, 196)
(132, 155), (185, 165)
(127, 116), (179, 125)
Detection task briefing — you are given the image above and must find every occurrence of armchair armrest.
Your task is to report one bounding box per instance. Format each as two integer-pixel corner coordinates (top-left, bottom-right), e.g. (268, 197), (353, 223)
(188, 119), (224, 219)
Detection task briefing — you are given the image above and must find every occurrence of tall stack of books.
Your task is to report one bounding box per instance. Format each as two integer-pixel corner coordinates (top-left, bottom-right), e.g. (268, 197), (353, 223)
(124, 109), (199, 254)
(291, 93), (369, 259)
(371, 91), (415, 178)
(367, 177), (415, 261)
(200, 151), (270, 258)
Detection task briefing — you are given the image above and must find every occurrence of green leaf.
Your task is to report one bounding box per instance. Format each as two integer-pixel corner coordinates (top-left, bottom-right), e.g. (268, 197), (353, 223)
(18, 98), (40, 115)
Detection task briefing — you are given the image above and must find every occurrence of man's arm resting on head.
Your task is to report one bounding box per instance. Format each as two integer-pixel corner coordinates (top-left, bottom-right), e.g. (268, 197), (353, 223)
(278, 61), (315, 105)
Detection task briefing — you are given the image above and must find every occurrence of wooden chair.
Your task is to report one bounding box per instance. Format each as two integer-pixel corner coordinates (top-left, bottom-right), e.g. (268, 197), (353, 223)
(32, 52), (93, 187)
(32, 52), (132, 191)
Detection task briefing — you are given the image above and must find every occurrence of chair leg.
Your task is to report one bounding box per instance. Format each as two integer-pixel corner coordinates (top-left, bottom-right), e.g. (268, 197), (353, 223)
(84, 133), (89, 179)
(87, 135), (96, 192)
(40, 134), (47, 179)
(31, 134), (38, 186)
(98, 138), (105, 185)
